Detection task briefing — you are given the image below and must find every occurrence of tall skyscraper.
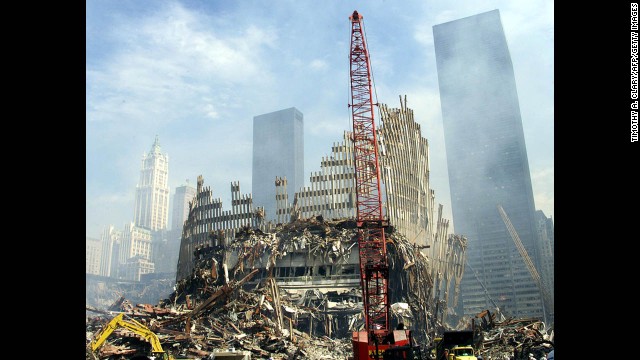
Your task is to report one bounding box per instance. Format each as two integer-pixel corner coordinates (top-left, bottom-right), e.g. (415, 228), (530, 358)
(252, 107), (304, 223)
(535, 210), (554, 322)
(120, 222), (154, 281)
(99, 225), (122, 277)
(171, 181), (197, 231)
(133, 135), (170, 231)
(86, 236), (102, 275)
(433, 10), (546, 320)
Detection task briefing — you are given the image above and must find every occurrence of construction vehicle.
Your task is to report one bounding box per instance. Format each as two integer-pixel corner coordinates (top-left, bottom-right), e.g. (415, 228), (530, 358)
(88, 312), (174, 360)
(433, 331), (478, 360)
(347, 10), (422, 360)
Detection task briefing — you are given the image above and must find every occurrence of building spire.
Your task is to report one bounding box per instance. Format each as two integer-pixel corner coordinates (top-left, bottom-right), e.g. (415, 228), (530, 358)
(150, 135), (161, 155)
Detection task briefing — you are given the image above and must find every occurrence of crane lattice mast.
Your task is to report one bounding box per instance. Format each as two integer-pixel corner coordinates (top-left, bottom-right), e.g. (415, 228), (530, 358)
(349, 10), (390, 346)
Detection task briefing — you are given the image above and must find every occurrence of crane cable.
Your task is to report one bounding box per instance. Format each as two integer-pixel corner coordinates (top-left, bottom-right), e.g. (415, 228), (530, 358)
(362, 20), (383, 130)
(497, 204), (553, 314)
(465, 260), (506, 321)
(346, 17), (383, 132)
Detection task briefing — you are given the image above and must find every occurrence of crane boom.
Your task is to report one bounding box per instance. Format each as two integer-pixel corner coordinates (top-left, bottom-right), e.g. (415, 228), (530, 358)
(349, 9), (389, 339)
(348, 11), (420, 360)
(497, 205), (554, 316)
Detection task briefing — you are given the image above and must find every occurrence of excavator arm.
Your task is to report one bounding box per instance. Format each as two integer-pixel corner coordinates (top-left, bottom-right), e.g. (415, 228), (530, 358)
(89, 312), (172, 359)
(90, 313), (125, 352)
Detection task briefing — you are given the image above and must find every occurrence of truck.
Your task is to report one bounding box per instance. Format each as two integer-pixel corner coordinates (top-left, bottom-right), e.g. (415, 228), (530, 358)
(433, 331), (478, 360)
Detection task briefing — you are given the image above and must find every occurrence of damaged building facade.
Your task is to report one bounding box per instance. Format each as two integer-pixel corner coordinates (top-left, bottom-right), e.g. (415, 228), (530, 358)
(174, 97), (468, 343)
(275, 96), (441, 248)
(175, 179), (259, 280)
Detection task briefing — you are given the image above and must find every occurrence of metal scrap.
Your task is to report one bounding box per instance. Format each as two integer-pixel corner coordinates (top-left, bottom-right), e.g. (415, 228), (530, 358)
(87, 218), (552, 360)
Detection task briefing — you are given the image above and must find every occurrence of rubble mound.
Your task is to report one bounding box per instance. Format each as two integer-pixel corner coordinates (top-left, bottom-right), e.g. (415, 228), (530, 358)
(86, 217), (553, 359)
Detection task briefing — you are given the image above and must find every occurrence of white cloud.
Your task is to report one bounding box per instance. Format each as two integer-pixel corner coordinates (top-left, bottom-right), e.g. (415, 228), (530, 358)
(310, 59), (328, 71)
(433, 10), (457, 25)
(203, 103), (219, 119)
(413, 23), (434, 47)
(86, 0), (552, 238)
(87, 2), (279, 130)
(500, 0), (554, 42)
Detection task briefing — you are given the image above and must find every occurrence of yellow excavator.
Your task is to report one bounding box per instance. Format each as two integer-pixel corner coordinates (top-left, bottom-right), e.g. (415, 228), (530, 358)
(88, 312), (174, 360)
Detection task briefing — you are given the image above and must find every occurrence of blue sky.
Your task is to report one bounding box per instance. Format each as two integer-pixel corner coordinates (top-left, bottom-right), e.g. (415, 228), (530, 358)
(86, 0), (554, 239)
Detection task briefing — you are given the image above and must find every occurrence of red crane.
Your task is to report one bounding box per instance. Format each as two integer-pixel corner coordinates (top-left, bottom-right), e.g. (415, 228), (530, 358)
(348, 10), (419, 360)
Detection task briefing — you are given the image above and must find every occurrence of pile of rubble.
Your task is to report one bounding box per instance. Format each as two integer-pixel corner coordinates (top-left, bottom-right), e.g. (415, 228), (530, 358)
(87, 277), (176, 310)
(470, 311), (554, 360)
(86, 217), (553, 360)
(86, 287), (353, 359)
(86, 218), (440, 359)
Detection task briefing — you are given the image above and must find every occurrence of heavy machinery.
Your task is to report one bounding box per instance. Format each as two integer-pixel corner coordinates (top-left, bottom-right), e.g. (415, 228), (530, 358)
(347, 10), (421, 360)
(433, 331), (478, 360)
(88, 312), (174, 360)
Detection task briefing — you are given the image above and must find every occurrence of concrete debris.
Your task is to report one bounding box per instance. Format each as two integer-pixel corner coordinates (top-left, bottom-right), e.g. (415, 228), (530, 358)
(86, 275), (176, 310)
(470, 314), (554, 360)
(86, 288), (353, 359)
(86, 218), (553, 360)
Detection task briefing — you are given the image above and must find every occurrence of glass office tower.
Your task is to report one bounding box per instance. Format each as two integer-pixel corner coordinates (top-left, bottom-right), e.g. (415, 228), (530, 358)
(433, 10), (547, 320)
(252, 107), (304, 223)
